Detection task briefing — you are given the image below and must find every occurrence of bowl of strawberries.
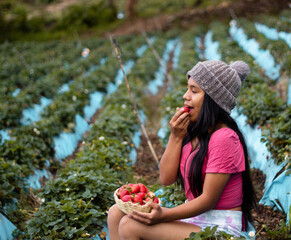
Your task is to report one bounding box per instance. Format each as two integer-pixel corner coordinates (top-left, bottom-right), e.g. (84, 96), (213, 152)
(114, 183), (160, 214)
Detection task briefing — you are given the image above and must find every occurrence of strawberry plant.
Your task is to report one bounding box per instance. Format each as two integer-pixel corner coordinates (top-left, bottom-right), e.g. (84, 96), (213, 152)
(159, 183), (187, 207)
(261, 107), (291, 167)
(15, 34), (169, 238)
(0, 158), (29, 206)
(239, 18), (290, 76)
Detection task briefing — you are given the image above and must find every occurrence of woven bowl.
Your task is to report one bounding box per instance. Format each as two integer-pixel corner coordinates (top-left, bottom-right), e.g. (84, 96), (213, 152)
(114, 189), (160, 215)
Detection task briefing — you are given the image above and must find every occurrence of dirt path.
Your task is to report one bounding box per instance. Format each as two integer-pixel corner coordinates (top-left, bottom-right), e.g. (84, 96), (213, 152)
(28, 0), (80, 19)
(105, 0), (289, 37)
(133, 49), (175, 186)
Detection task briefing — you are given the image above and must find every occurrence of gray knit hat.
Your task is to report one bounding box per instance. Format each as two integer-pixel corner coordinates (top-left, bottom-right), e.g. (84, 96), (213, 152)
(186, 60), (250, 114)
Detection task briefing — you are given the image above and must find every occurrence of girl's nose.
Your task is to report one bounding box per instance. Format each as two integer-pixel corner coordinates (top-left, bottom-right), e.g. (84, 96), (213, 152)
(183, 89), (190, 100)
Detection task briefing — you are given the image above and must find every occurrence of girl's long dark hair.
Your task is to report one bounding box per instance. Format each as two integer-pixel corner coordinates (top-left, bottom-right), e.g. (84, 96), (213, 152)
(178, 94), (257, 230)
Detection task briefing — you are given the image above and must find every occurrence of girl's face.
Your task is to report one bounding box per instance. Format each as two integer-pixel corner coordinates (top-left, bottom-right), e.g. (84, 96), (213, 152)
(183, 77), (205, 122)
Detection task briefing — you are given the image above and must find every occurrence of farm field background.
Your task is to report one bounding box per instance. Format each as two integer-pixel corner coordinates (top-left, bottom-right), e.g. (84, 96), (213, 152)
(0, 0), (290, 239)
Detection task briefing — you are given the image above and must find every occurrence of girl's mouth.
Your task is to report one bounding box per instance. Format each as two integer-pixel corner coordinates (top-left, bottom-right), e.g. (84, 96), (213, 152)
(185, 105), (194, 114)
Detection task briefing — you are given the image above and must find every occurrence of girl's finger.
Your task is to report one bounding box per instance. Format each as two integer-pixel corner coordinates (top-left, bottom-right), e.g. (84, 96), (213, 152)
(132, 210), (151, 219)
(171, 107), (186, 122)
(174, 112), (189, 125)
(181, 115), (190, 127)
(147, 202), (160, 209)
(129, 212), (151, 225)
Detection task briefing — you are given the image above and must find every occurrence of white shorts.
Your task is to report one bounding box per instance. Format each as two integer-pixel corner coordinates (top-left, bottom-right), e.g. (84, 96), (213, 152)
(180, 209), (243, 237)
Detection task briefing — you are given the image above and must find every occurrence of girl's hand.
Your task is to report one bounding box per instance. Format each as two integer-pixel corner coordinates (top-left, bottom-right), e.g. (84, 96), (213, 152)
(128, 203), (169, 225)
(169, 107), (189, 139)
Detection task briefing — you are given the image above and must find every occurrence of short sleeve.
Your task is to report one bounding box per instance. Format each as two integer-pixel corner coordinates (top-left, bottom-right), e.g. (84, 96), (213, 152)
(205, 128), (245, 174)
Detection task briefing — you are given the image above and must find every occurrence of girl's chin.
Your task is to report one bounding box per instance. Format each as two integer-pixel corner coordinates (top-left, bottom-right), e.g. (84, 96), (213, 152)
(189, 116), (197, 122)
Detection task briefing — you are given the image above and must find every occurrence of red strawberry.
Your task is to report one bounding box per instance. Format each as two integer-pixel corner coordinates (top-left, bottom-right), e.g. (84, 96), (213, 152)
(153, 196), (159, 204)
(137, 192), (146, 199)
(120, 189), (129, 199)
(183, 106), (190, 113)
(131, 184), (140, 194)
(139, 183), (148, 193)
(147, 191), (155, 198)
(121, 195), (132, 202)
(133, 195), (143, 204)
(128, 183), (134, 187)
(117, 188), (123, 198)
(145, 197), (151, 202)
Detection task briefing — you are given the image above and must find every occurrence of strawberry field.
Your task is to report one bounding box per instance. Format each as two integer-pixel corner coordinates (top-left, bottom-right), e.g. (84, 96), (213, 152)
(0, 2), (291, 239)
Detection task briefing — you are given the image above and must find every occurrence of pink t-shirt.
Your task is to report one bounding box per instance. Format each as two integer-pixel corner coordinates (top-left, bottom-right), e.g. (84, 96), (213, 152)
(180, 128), (245, 209)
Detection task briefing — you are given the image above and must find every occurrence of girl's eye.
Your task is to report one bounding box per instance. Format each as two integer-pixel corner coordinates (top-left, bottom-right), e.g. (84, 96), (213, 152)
(192, 91), (197, 93)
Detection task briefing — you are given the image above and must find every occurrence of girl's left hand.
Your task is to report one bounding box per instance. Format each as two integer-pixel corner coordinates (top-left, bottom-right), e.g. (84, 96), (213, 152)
(128, 202), (168, 225)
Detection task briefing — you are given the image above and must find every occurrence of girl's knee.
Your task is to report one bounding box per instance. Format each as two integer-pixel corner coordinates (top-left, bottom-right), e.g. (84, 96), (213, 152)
(119, 215), (138, 239)
(107, 204), (123, 224)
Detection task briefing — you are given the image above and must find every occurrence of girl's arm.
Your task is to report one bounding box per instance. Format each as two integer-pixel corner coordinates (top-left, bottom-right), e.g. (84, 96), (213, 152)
(159, 108), (189, 186)
(164, 173), (230, 221)
(129, 172), (230, 224)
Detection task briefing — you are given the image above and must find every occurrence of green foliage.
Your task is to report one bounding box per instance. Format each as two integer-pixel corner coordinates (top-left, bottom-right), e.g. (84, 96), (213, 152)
(24, 134), (133, 239)
(237, 83), (285, 126)
(54, 2), (117, 31)
(0, 0), (120, 41)
(254, 11), (291, 33)
(15, 35), (157, 238)
(160, 183), (187, 207)
(0, 125), (54, 169)
(1, 13), (290, 238)
(239, 18), (291, 76)
(26, 198), (103, 239)
(264, 220), (291, 240)
(0, 158), (29, 206)
(261, 107), (291, 166)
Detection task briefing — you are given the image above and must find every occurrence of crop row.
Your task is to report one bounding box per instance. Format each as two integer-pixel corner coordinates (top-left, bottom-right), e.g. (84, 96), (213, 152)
(0, 34), (148, 227)
(0, 19), (290, 238)
(4, 32), (176, 239)
(0, 41), (108, 128)
(254, 10), (290, 33)
(0, 39), (103, 96)
(21, 33), (177, 239)
(239, 18), (290, 77)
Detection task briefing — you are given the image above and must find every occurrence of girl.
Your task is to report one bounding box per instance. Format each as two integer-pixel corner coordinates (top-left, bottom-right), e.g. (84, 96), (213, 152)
(107, 60), (257, 240)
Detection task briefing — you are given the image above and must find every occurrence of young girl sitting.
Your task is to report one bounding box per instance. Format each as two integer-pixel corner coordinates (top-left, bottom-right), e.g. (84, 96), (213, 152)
(107, 60), (257, 240)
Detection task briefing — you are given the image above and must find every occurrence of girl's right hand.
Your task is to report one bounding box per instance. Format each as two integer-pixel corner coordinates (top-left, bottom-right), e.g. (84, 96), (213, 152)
(169, 107), (190, 139)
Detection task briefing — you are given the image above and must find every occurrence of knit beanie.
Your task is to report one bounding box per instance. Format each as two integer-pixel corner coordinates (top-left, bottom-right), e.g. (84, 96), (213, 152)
(186, 60), (250, 114)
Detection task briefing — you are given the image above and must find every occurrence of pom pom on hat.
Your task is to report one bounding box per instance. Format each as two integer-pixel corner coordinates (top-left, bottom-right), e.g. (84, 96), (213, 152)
(230, 60), (250, 81)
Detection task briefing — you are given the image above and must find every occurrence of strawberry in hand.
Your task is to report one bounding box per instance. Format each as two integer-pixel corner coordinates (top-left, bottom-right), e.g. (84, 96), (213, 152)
(183, 106), (190, 113)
